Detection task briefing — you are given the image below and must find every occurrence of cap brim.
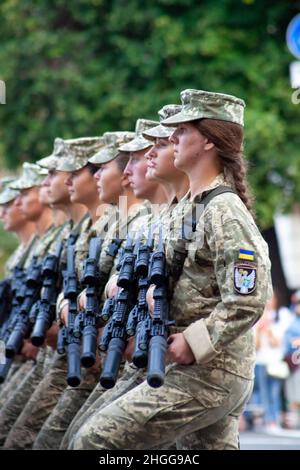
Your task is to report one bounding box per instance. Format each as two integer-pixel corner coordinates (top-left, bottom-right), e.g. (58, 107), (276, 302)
(36, 155), (59, 170)
(161, 110), (202, 126)
(143, 124), (176, 140)
(118, 136), (152, 152)
(88, 147), (119, 165)
(0, 189), (20, 204)
(56, 159), (88, 172)
(9, 179), (35, 190)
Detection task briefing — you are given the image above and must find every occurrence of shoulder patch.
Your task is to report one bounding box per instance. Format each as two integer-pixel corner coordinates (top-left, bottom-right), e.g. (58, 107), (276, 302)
(234, 261), (256, 295)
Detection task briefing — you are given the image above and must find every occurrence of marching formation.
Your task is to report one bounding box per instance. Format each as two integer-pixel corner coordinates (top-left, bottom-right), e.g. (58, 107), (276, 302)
(0, 89), (272, 450)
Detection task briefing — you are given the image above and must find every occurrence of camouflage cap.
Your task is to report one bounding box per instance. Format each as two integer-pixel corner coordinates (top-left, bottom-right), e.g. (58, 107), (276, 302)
(89, 131), (135, 165)
(36, 137), (69, 170)
(118, 119), (159, 152)
(0, 176), (15, 190)
(9, 163), (47, 190)
(143, 104), (182, 141)
(0, 177), (20, 204)
(56, 137), (104, 172)
(162, 89), (245, 127)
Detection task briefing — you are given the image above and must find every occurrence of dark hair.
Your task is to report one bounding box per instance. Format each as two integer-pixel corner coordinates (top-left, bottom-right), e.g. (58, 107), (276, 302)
(193, 119), (253, 211)
(86, 162), (99, 175)
(115, 151), (130, 173)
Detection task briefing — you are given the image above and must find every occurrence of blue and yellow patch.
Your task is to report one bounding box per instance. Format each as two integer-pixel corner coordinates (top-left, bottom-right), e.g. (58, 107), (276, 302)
(238, 249), (255, 261)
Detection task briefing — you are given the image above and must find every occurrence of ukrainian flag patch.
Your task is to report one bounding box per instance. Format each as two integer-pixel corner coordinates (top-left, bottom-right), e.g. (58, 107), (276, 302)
(238, 249), (255, 261)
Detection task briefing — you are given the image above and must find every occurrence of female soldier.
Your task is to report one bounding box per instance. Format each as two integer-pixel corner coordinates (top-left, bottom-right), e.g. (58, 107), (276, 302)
(73, 89), (272, 450)
(143, 104), (189, 205)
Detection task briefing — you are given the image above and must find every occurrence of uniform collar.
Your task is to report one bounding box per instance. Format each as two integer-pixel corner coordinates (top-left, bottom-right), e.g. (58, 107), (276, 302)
(191, 173), (232, 203)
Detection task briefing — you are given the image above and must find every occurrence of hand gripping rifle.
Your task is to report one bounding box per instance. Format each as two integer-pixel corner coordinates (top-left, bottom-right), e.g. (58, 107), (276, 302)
(72, 237), (103, 368)
(126, 229), (154, 368)
(0, 266), (27, 382)
(62, 242), (82, 387)
(0, 265), (25, 340)
(30, 240), (64, 346)
(5, 256), (42, 359)
(0, 266), (29, 383)
(145, 226), (174, 388)
(98, 235), (138, 389)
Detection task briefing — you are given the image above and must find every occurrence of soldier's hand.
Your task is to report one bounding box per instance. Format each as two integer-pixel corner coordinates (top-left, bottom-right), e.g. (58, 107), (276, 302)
(78, 290), (87, 309)
(123, 336), (135, 362)
(45, 322), (59, 349)
(166, 333), (195, 365)
(61, 303), (69, 326)
(87, 351), (102, 374)
(21, 339), (39, 360)
(146, 284), (155, 315)
(105, 274), (119, 299)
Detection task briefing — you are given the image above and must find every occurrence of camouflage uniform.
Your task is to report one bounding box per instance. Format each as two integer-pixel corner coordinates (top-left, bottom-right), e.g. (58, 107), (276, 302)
(5, 217), (89, 450)
(66, 362), (145, 449)
(33, 131), (148, 450)
(0, 220), (61, 448)
(66, 109), (187, 451)
(2, 138), (105, 449)
(4, 234), (37, 277)
(0, 165), (53, 433)
(0, 347), (50, 446)
(60, 121), (162, 450)
(60, 200), (150, 450)
(0, 359), (33, 408)
(26, 135), (111, 449)
(0, 234), (39, 398)
(0, 181), (39, 391)
(73, 91), (272, 450)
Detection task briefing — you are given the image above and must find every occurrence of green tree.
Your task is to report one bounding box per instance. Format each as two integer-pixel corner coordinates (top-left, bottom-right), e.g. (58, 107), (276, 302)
(0, 0), (299, 227)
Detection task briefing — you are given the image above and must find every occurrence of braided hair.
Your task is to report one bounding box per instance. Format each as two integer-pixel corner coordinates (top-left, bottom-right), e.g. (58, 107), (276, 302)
(193, 118), (253, 211)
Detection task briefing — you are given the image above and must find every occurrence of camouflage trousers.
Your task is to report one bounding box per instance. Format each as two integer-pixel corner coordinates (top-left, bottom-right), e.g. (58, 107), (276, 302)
(33, 367), (99, 450)
(0, 348), (49, 447)
(65, 362), (145, 450)
(0, 358), (22, 395)
(3, 351), (66, 449)
(0, 359), (33, 409)
(73, 364), (253, 450)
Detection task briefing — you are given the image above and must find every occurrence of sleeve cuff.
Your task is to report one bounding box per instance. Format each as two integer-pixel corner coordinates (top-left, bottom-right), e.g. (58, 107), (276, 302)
(183, 319), (218, 364)
(56, 292), (67, 322)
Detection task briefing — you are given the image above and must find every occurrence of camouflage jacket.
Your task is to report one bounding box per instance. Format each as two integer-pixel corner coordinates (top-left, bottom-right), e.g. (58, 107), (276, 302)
(98, 202), (151, 281)
(23, 224), (65, 270)
(4, 234), (38, 277)
(164, 174), (272, 380)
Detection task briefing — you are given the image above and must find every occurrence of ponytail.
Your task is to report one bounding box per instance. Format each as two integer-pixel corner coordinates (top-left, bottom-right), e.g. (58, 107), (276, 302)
(193, 119), (253, 211)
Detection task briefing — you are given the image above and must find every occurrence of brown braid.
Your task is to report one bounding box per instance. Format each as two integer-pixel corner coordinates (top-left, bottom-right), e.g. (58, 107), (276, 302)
(193, 118), (254, 212)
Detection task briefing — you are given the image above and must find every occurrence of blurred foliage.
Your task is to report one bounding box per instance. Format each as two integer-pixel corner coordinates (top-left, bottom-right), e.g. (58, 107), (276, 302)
(0, 0), (299, 229)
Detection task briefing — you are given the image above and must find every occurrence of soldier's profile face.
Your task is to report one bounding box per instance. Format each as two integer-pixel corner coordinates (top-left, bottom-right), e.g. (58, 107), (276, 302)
(19, 187), (43, 221)
(67, 166), (98, 206)
(2, 199), (25, 231)
(38, 185), (51, 205)
(124, 149), (159, 199)
(169, 123), (208, 172)
(47, 170), (70, 206)
(96, 160), (123, 204)
(145, 138), (175, 182)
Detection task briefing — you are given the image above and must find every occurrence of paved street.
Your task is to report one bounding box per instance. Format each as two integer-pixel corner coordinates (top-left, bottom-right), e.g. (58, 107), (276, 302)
(240, 429), (300, 450)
